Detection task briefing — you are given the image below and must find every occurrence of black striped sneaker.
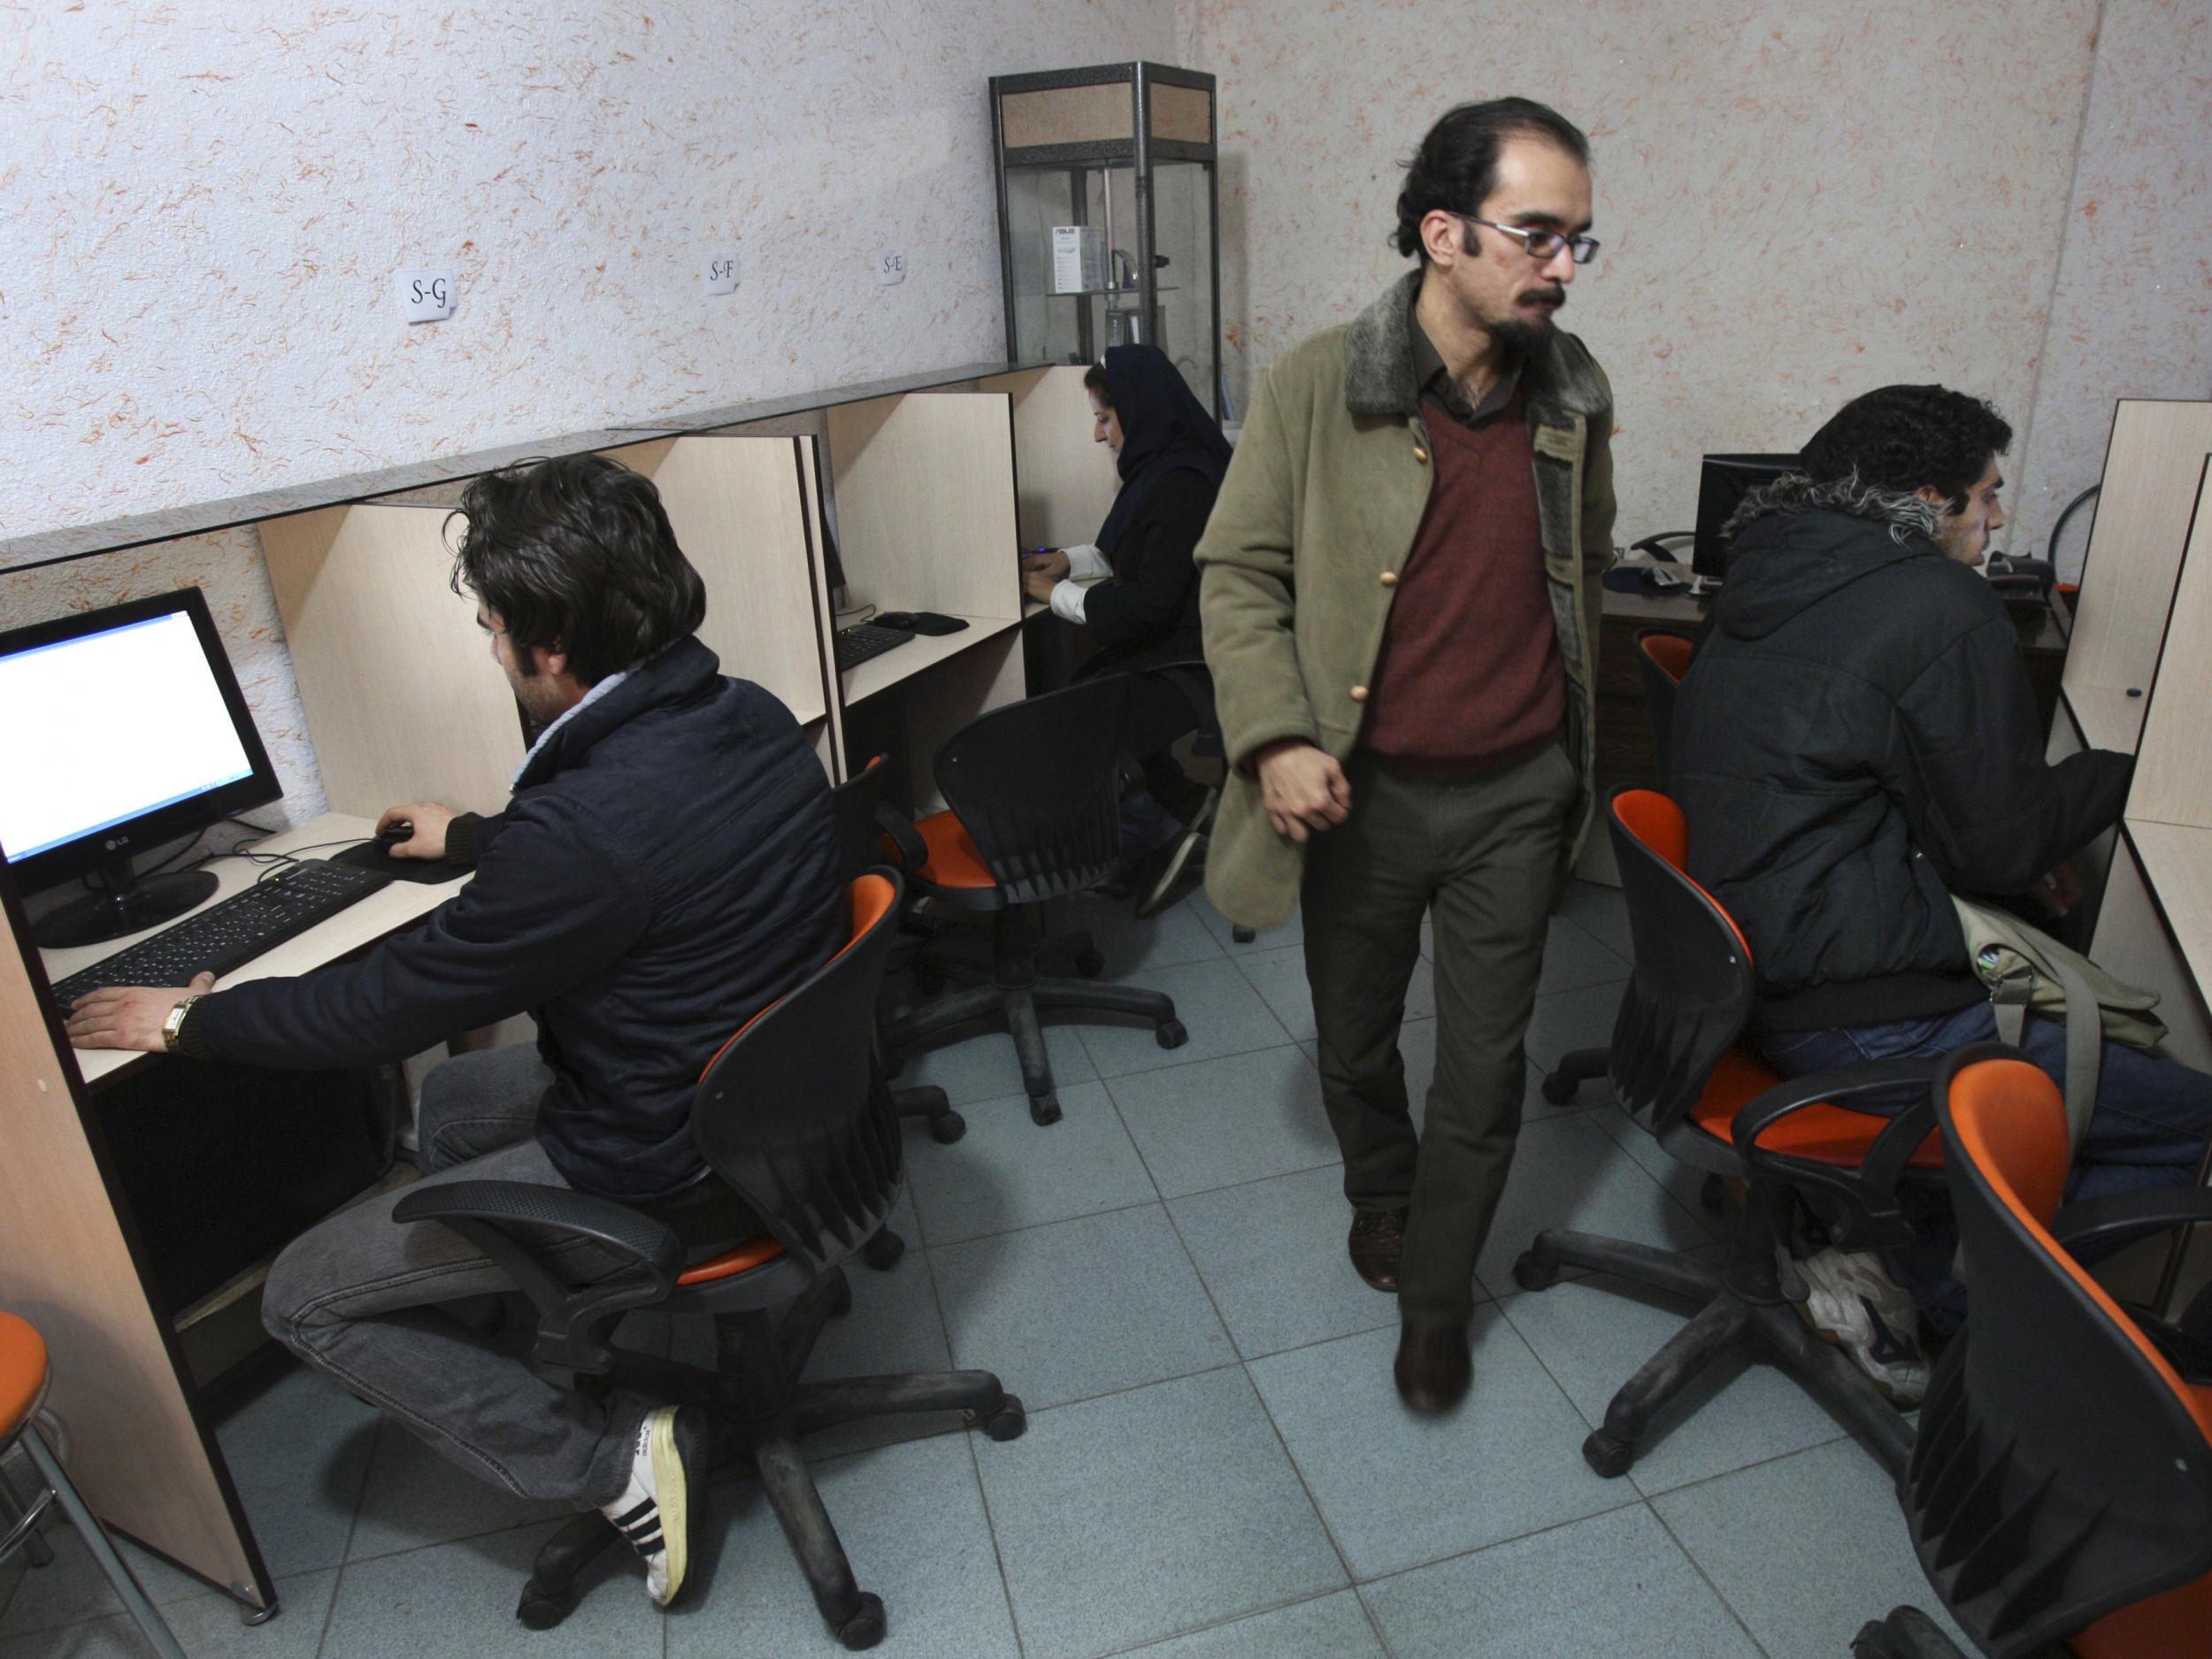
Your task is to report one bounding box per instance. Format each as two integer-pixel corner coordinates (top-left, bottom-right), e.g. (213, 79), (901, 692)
(601, 1405), (709, 1607)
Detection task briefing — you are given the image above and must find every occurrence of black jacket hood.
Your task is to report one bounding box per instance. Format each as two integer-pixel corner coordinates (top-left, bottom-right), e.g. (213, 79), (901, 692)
(1717, 474), (1948, 641)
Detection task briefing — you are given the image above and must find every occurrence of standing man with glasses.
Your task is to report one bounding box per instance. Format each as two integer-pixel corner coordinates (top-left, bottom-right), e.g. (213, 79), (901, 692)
(1197, 99), (1616, 1412)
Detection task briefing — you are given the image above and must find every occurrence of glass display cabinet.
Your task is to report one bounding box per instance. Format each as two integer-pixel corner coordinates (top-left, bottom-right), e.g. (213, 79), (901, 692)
(988, 62), (1222, 417)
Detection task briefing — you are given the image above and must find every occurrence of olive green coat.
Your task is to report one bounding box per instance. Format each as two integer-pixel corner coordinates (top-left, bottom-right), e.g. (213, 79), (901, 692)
(1195, 272), (1618, 930)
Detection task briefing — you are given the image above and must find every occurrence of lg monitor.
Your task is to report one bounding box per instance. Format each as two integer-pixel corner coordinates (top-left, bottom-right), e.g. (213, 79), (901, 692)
(1693, 453), (1801, 579)
(0, 588), (282, 949)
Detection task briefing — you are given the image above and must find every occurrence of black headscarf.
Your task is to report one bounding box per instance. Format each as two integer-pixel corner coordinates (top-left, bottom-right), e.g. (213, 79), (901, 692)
(1094, 344), (1233, 558)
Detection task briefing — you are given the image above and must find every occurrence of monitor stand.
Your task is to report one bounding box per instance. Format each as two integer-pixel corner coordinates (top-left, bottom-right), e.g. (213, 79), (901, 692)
(32, 850), (221, 951)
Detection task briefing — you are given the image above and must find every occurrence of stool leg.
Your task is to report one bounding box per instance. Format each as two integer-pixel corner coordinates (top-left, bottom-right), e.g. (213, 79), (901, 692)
(20, 1427), (190, 1659)
(0, 1458), (54, 1567)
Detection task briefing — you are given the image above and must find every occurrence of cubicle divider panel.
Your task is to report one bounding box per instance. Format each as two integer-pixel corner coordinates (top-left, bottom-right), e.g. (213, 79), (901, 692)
(824, 392), (1024, 624)
(795, 436), (847, 779)
(0, 883), (269, 1607)
(601, 435), (829, 726)
(2127, 464), (2212, 831)
(2064, 401), (2212, 701)
(981, 366), (1122, 553)
(2093, 833), (2212, 1073)
(892, 628), (1029, 816)
(261, 504), (527, 821)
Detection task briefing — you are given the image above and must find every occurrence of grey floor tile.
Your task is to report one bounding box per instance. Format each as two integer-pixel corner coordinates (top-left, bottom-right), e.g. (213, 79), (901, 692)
(903, 1083), (1156, 1245)
(346, 1417), (572, 1563)
(1557, 879), (1634, 958)
(1537, 914), (1633, 995)
(1107, 1045), (1337, 1199)
(0, 1570), (335, 1659)
(1585, 1096), (1736, 1233)
(672, 1433), (1018, 1659)
(1077, 958), (1294, 1079)
(1188, 893), (1300, 954)
(1117, 1590), (1386, 1659)
(1498, 1269), (1848, 1495)
(1051, 892), (1225, 974)
(893, 1022), (1098, 1109)
(1362, 1505), (1761, 1659)
(1248, 1317), (1633, 1580)
(0, 1525), (224, 1639)
(930, 1204), (1234, 1409)
(1472, 1110), (1717, 1300)
(1523, 980), (1626, 1073)
(1653, 1438), (1974, 1659)
(1233, 944), (1435, 1045)
(321, 1518), (659, 1658)
(1168, 1166), (1406, 1360)
(212, 1360), (382, 1578)
(978, 1368), (1346, 1659)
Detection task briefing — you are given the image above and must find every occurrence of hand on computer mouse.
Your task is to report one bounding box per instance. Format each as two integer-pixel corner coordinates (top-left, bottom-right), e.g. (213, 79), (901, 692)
(376, 803), (455, 860)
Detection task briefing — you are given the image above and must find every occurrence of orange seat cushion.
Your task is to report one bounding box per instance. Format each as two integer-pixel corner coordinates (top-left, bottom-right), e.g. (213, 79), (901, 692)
(1686, 1048), (1945, 1170)
(675, 1234), (787, 1286)
(0, 1311), (50, 1440)
(906, 810), (996, 891)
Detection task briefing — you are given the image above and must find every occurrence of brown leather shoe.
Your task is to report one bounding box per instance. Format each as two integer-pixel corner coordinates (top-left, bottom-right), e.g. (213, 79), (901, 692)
(1347, 1207), (1409, 1292)
(1394, 1319), (1472, 1414)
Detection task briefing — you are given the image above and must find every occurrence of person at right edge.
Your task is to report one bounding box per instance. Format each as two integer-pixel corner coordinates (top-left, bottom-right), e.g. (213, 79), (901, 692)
(1672, 383), (2212, 1402)
(1197, 99), (1615, 1413)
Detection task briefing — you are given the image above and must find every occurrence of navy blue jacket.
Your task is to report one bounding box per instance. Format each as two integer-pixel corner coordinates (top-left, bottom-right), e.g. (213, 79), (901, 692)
(190, 638), (842, 1199)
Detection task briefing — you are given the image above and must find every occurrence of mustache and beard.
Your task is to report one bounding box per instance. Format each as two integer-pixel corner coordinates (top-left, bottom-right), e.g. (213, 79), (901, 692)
(1487, 285), (1567, 357)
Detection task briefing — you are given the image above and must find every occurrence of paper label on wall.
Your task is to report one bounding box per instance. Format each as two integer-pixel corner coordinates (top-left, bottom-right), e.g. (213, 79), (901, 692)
(394, 271), (456, 324)
(702, 252), (741, 295)
(875, 250), (907, 286)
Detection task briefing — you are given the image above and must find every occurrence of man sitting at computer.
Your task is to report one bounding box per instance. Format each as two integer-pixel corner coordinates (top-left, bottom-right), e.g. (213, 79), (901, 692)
(63, 453), (842, 1612)
(1671, 384), (2212, 1402)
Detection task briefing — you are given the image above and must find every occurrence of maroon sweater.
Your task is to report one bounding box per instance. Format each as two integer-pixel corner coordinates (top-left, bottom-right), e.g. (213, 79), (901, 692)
(1360, 389), (1564, 770)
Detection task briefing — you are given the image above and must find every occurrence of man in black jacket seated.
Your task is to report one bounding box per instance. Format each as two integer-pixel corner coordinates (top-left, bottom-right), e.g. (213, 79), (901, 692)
(64, 454), (842, 1611)
(1672, 384), (2211, 1398)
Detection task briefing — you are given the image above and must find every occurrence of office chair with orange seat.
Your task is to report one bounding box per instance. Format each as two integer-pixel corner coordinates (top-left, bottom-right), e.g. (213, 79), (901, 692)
(1513, 787), (1939, 1479)
(392, 871), (1022, 1651)
(877, 675), (1187, 1125)
(1541, 627), (1696, 1108)
(1854, 1042), (2212, 1659)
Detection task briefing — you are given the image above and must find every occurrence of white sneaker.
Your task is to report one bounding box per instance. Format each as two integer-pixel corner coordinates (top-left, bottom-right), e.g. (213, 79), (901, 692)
(601, 1405), (708, 1608)
(1793, 1247), (1932, 1406)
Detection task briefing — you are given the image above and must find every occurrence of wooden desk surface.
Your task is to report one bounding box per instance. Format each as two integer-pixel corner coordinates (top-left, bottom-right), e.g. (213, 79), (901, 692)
(54, 813), (468, 1086)
(2063, 683), (2151, 756)
(2125, 819), (2212, 1000)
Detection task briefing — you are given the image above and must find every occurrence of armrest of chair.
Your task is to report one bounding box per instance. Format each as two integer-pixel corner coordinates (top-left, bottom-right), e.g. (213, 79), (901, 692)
(1628, 531), (1695, 561)
(391, 1179), (683, 1373)
(873, 802), (929, 872)
(1732, 1058), (1940, 1250)
(2050, 1187), (2212, 1257)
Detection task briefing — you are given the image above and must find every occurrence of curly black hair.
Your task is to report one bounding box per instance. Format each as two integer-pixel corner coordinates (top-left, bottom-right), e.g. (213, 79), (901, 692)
(1800, 386), (2014, 514)
(1393, 98), (1590, 261)
(449, 454), (706, 685)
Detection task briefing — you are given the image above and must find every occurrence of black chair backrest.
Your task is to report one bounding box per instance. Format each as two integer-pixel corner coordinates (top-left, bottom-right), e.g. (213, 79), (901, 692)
(933, 675), (1130, 904)
(1633, 628), (1693, 787)
(1904, 1044), (2212, 1657)
(689, 871), (905, 1277)
(828, 753), (889, 882)
(1604, 787), (1755, 1136)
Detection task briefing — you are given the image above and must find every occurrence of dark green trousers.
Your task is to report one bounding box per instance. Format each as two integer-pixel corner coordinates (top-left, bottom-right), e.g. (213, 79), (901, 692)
(1302, 742), (1577, 1324)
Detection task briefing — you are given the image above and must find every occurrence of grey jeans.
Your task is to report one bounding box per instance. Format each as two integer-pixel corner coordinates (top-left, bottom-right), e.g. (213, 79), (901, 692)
(260, 1045), (645, 1507)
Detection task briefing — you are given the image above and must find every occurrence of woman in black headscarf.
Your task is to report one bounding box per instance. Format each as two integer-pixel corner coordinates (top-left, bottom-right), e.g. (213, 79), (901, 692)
(1020, 342), (1231, 787)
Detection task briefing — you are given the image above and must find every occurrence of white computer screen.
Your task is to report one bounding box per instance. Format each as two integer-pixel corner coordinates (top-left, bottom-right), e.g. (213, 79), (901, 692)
(0, 610), (257, 863)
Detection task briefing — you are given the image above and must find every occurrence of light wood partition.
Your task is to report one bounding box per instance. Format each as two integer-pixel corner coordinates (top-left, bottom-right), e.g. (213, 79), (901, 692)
(260, 504), (526, 819)
(979, 366), (1122, 552)
(2126, 465), (2212, 830)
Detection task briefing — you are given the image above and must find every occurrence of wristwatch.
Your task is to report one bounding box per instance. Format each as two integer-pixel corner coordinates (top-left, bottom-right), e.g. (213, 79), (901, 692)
(161, 994), (202, 1054)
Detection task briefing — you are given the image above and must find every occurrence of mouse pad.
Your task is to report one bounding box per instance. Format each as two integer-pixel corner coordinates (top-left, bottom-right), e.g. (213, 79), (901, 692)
(323, 842), (463, 884)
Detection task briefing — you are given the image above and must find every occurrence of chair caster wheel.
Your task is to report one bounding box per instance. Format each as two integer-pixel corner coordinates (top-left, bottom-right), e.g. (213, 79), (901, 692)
(928, 1110), (967, 1144)
(516, 1586), (576, 1630)
(833, 1590), (887, 1650)
(1581, 1429), (1634, 1479)
(860, 1232), (904, 1273)
(1028, 1094), (1062, 1126)
(983, 1394), (1027, 1441)
(1156, 1018), (1187, 1049)
(1540, 1071), (1579, 1105)
(1074, 948), (1105, 979)
(1511, 1252), (1560, 1293)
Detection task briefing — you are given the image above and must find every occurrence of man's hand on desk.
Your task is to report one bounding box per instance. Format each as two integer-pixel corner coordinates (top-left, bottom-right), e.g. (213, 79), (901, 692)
(64, 972), (213, 1054)
(378, 803), (455, 860)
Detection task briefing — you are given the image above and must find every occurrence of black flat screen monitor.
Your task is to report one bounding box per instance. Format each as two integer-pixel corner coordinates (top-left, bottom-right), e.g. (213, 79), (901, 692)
(1694, 454), (1801, 578)
(0, 588), (282, 948)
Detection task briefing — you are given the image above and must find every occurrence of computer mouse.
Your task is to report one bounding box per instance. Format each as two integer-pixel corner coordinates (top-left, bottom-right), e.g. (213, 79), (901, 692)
(875, 611), (968, 636)
(376, 820), (413, 849)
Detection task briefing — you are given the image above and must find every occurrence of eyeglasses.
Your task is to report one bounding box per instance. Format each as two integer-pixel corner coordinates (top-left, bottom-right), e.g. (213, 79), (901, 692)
(1449, 213), (1601, 265)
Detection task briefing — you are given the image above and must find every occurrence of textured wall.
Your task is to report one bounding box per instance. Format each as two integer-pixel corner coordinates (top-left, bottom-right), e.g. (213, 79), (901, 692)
(1180, 0), (2107, 545)
(2015, 0), (2212, 576)
(4, 0), (1174, 537)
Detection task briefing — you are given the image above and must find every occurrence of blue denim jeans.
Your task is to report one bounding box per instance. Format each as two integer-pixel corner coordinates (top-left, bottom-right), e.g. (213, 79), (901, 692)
(1757, 1002), (2212, 1330)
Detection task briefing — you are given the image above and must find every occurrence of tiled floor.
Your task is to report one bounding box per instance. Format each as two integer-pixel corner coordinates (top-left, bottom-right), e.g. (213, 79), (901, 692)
(0, 882), (1962, 1659)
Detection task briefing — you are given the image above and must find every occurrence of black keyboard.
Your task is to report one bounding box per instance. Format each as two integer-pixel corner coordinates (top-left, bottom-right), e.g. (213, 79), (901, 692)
(49, 859), (392, 1011)
(834, 622), (913, 672)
